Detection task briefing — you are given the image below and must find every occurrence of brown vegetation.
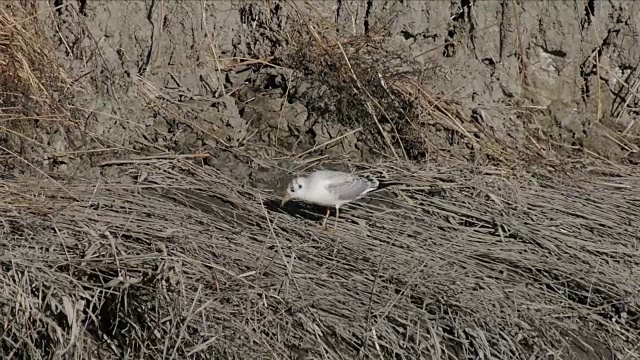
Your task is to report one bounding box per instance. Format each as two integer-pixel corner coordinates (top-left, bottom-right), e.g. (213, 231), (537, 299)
(0, 2), (638, 359)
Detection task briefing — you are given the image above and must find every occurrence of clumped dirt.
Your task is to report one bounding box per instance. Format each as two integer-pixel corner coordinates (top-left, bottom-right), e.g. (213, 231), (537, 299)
(1, 1), (640, 359)
(15, 0), (636, 173)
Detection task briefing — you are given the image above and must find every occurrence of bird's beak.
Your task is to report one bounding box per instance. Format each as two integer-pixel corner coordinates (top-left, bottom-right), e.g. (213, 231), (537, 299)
(281, 194), (292, 207)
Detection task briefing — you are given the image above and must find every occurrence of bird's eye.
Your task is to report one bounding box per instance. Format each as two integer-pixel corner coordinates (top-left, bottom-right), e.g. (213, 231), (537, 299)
(290, 187), (295, 192)
(297, 184), (302, 189)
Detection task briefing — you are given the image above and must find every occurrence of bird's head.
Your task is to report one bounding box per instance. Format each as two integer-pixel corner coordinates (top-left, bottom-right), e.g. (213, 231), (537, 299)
(281, 176), (307, 206)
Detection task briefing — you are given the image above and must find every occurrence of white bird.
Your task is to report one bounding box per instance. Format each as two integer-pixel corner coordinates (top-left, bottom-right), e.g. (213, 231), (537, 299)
(280, 170), (380, 231)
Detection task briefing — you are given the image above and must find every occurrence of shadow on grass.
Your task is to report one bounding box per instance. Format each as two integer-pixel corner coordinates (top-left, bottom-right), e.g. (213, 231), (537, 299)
(262, 197), (331, 223)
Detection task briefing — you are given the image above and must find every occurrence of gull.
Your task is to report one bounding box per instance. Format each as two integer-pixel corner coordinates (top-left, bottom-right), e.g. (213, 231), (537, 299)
(280, 170), (379, 230)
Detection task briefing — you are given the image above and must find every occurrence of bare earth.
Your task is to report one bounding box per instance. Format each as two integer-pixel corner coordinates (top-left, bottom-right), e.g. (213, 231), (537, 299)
(0, 1), (639, 359)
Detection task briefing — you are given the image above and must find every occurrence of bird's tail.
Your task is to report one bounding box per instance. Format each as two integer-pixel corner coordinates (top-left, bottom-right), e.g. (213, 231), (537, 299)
(359, 172), (403, 192)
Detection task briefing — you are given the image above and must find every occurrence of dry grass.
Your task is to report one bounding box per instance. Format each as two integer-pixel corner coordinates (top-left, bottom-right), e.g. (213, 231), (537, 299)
(278, 1), (640, 166)
(1, 158), (639, 359)
(0, 4), (70, 161)
(0, 3), (116, 174)
(277, 2), (532, 165)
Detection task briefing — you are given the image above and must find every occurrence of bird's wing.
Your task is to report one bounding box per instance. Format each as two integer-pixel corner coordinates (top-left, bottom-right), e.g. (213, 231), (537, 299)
(324, 174), (378, 202)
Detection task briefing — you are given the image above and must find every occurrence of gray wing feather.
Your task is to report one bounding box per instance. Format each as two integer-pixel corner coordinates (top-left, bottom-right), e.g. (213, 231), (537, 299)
(325, 175), (378, 201)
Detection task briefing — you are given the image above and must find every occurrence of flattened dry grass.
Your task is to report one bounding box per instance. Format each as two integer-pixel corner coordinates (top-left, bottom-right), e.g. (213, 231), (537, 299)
(1, 159), (638, 359)
(1, 2), (639, 360)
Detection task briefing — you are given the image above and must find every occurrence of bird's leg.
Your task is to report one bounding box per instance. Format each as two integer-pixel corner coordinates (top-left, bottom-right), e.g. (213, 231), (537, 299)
(321, 208), (330, 229)
(333, 206), (339, 231)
